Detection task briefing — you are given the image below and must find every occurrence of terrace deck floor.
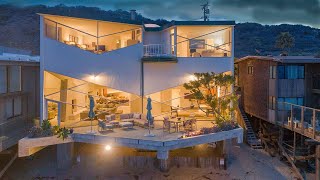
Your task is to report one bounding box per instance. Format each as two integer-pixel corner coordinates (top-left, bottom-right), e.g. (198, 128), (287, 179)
(72, 120), (214, 142)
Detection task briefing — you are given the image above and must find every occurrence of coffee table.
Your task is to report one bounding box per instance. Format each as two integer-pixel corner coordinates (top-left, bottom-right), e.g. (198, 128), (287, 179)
(119, 122), (134, 129)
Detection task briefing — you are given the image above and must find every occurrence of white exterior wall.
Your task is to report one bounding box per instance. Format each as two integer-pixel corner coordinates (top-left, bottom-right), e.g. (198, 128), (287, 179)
(143, 57), (232, 95)
(143, 32), (162, 45)
(42, 38), (143, 95)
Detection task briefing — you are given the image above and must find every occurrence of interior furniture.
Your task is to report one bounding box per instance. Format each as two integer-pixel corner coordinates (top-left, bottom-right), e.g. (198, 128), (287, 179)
(127, 39), (139, 46)
(171, 106), (179, 117)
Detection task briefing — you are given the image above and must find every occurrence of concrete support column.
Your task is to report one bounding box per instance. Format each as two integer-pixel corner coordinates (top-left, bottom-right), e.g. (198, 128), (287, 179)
(43, 99), (48, 121)
(316, 145), (320, 180)
(222, 139), (232, 169)
(60, 79), (68, 122)
(157, 150), (169, 172)
(57, 143), (74, 170)
(57, 102), (61, 127)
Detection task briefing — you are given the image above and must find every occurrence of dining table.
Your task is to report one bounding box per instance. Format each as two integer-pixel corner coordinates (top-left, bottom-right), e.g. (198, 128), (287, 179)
(168, 117), (184, 132)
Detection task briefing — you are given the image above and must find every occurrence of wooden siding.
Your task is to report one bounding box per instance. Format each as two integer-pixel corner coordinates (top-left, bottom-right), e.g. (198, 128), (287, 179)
(236, 58), (275, 121)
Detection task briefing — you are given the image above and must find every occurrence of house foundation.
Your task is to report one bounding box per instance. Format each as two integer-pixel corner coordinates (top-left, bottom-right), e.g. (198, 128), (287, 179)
(317, 145), (320, 180)
(157, 150), (169, 172)
(57, 142), (74, 170)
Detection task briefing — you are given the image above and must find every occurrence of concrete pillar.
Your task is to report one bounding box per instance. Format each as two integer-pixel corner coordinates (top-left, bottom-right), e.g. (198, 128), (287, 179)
(157, 150), (169, 172)
(222, 139), (232, 169)
(57, 143), (74, 170)
(60, 79), (68, 122)
(316, 145), (320, 180)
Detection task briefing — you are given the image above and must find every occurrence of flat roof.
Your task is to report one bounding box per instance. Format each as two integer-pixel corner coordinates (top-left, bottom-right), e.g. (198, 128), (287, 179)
(145, 20), (235, 31)
(38, 13), (142, 26)
(235, 55), (320, 64)
(0, 53), (40, 65)
(39, 13), (235, 31)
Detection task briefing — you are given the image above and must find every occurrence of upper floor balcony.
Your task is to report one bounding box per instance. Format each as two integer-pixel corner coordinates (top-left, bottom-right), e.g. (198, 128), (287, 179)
(142, 22), (233, 62)
(43, 15), (142, 54)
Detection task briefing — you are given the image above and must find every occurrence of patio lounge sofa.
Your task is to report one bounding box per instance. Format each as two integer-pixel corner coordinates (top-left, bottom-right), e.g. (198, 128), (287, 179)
(120, 113), (151, 127)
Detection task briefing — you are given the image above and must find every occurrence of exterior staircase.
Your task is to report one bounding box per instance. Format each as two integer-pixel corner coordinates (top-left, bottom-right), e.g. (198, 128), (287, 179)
(238, 107), (262, 149)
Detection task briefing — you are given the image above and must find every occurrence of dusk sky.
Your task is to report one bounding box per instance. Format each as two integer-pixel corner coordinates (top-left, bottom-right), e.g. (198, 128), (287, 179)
(1, 0), (320, 28)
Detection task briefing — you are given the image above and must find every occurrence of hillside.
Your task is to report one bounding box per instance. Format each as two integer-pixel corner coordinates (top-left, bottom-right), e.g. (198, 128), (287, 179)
(0, 4), (319, 57)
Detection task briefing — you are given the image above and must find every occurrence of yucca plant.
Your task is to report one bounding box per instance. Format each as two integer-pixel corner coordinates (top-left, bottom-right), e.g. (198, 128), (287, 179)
(57, 127), (71, 140)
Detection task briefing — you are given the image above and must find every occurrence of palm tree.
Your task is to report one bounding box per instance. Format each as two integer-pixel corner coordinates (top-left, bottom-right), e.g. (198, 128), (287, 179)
(275, 32), (295, 55)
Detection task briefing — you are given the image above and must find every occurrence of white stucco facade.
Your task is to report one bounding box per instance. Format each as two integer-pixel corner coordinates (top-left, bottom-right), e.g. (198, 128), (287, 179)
(39, 14), (235, 121)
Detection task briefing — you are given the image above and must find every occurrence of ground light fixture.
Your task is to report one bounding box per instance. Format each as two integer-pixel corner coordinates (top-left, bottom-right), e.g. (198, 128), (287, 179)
(105, 145), (112, 151)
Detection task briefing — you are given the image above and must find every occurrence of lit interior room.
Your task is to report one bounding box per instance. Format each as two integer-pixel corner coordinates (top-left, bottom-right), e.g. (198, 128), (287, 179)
(176, 26), (232, 57)
(43, 15), (142, 53)
(43, 71), (141, 127)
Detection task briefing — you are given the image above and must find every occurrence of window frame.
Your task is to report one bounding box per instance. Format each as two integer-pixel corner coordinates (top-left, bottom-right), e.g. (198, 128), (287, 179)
(277, 97), (304, 110)
(277, 65), (305, 79)
(247, 65), (253, 75)
(0, 65), (8, 94)
(6, 96), (22, 120)
(269, 65), (277, 79)
(269, 96), (276, 110)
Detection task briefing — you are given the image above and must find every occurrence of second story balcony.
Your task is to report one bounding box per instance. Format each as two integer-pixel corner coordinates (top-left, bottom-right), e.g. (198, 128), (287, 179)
(142, 22), (234, 62)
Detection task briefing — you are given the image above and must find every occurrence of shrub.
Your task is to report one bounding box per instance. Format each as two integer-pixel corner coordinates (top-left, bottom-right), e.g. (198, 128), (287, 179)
(28, 126), (43, 138)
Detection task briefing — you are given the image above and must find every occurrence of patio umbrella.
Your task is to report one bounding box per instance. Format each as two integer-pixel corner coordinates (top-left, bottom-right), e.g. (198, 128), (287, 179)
(145, 97), (155, 137)
(88, 95), (96, 134)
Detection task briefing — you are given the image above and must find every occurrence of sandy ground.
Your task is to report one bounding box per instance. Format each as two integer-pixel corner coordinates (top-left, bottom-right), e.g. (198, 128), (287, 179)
(3, 143), (298, 180)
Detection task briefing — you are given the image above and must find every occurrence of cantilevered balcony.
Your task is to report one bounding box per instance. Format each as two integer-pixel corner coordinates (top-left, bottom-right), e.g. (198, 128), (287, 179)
(142, 44), (177, 62)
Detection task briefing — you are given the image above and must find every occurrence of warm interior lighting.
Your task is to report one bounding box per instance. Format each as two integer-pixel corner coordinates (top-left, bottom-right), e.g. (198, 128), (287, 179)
(90, 74), (99, 81)
(105, 145), (111, 151)
(215, 38), (223, 46)
(188, 74), (197, 81)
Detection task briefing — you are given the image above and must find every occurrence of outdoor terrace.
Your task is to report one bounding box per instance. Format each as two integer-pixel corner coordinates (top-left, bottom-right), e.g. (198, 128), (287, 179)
(19, 119), (243, 157)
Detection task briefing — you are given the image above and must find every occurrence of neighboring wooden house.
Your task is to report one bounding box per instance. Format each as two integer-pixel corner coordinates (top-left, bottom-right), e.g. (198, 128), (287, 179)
(0, 54), (40, 152)
(235, 56), (320, 124)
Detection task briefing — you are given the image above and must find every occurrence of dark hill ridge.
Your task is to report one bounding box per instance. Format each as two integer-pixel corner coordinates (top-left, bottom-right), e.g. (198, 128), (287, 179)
(0, 4), (319, 57)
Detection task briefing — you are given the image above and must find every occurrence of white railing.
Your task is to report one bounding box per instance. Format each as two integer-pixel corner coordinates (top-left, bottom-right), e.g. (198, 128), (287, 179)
(143, 44), (175, 57)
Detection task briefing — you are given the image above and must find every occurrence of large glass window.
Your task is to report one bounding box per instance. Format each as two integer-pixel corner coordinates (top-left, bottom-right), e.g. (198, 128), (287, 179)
(6, 98), (13, 119)
(277, 65), (304, 79)
(14, 96), (22, 116)
(5, 97), (22, 119)
(0, 66), (7, 93)
(247, 66), (253, 75)
(278, 97), (304, 110)
(269, 96), (276, 110)
(269, 66), (276, 79)
(8, 66), (21, 92)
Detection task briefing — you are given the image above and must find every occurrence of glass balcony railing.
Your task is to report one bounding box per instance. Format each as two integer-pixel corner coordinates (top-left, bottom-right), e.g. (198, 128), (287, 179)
(277, 101), (320, 137)
(313, 78), (320, 90)
(44, 18), (142, 54)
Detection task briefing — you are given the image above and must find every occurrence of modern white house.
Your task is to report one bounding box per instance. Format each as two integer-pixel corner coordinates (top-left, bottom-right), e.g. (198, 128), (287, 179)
(18, 13), (242, 171)
(39, 13), (235, 124)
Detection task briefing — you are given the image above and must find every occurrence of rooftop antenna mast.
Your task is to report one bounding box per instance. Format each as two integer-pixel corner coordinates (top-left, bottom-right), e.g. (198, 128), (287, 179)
(201, 1), (210, 21)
